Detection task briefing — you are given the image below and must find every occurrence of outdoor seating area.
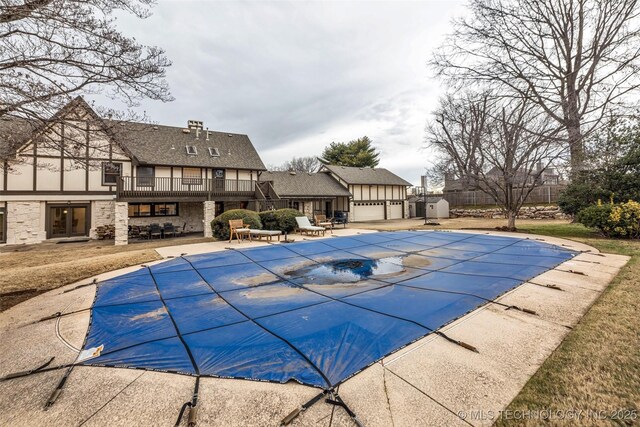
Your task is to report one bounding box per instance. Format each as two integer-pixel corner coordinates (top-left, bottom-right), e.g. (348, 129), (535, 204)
(314, 214), (334, 234)
(229, 219), (251, 243)
(128, 222), (188, 240)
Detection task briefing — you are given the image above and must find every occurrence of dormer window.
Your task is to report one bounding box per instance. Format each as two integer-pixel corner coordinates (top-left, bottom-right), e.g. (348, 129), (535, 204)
(186, 145), (197, 155)
(208, 147), (220, 157)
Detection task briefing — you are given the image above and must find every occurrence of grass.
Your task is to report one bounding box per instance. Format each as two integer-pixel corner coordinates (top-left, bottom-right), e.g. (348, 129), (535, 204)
(494, 223), (640, 426)
(0, 236), (213, 311)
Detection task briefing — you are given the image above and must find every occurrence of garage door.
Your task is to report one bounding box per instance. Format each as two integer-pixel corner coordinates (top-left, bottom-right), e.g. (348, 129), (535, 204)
(389, 202), (403, 219)
(353, 202), (385, 221)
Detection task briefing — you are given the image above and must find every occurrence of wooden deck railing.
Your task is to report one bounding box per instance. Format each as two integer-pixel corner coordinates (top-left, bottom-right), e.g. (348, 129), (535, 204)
(117, 177), (256, 199)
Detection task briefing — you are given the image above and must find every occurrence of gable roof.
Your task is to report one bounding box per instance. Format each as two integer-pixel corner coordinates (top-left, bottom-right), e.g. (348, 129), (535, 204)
(263, 171), (352, 198)
(0, 96), (267, 170)
(321, 164), (411, 186)
(107, 121), (266, 170)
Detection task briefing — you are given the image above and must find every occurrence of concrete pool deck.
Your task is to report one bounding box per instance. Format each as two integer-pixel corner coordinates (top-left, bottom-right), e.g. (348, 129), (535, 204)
(0, 229), (630, 427)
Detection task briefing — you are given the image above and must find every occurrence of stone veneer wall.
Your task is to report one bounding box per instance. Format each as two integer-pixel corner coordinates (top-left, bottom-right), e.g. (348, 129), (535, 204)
(450, 205), (569, 220)
(90, 201), (115, 239)
(128, 202), (204, 233)
(303, 202), (314, 219)
(203, 201), (216, 238)
(5, 201), (46, 245)
(114, 202), (128, 245)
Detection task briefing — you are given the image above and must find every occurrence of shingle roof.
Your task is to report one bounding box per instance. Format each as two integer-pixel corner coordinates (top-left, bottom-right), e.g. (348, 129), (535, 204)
(322, 164), (411, 186)
(262, 171), (352, 198)
(109, 122), (267, 170)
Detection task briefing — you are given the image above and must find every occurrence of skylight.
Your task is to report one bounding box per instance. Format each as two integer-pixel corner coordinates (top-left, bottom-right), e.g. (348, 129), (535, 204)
(208, 147), (220, 157)
(186, 145), (198, 155)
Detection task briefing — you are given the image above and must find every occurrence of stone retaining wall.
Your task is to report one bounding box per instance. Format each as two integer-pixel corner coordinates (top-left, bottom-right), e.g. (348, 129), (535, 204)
(450, 205), (569, 220)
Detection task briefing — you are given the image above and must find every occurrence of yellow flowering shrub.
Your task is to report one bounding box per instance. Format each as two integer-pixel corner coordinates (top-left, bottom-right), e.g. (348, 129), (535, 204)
(577, 200), (640, 238)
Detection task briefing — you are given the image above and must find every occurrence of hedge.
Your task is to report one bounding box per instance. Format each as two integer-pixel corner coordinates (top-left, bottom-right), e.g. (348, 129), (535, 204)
(259, 209), (300, 234)
(211, 209), (262, 240)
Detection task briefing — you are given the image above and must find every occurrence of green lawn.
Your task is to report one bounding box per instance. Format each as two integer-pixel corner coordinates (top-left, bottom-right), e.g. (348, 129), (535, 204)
(495, 224), (640, 426)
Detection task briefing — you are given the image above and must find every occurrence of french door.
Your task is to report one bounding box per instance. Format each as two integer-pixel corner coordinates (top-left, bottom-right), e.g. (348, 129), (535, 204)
(48, 205), (90, 238)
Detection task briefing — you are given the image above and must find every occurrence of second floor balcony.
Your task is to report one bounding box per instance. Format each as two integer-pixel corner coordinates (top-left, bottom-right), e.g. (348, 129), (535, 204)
(117, 176), (257, 200)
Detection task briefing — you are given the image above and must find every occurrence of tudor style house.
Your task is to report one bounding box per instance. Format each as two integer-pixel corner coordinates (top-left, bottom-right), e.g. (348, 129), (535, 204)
(0, 97), (411, 245)
(0, 97), (267, 245)
(320, 164), (411, 221)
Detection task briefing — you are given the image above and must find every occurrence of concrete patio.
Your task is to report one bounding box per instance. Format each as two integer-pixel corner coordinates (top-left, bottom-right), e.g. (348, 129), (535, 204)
(0, 229), (629, 427)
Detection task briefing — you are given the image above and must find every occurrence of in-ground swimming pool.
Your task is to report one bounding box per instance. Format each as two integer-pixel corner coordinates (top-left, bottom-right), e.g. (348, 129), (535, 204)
(81, 231), (576, 389)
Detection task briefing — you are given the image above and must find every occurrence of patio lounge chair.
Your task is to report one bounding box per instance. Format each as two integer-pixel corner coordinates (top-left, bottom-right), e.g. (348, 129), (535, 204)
(229, 219), (251, 243)
(295, 216), (325, 236)
(314, 214), (334, 234)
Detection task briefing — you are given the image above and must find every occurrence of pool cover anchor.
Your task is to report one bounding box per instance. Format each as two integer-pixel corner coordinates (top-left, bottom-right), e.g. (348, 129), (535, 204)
(45, 365), (75, 409)
(435, 331), (479, 353)
(280, 389), (330, 426)
(325, 391), (364, 427)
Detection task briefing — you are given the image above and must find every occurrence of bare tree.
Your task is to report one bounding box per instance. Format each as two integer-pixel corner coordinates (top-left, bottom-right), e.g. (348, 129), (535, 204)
(271, 156), (321, 173)
(431, 0), (640, 173)
(427, 92), (567, 229)
(0, 0), (171, 169)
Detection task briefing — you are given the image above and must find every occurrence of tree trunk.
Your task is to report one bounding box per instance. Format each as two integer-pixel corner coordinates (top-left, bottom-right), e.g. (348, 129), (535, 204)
(506, 210), (516, 231)
(567, 122), (584, 175)
(565, 83), (584, 176)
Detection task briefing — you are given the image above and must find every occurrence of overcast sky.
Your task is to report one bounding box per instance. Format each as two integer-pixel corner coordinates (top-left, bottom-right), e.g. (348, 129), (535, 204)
(105, 0), (466, 186)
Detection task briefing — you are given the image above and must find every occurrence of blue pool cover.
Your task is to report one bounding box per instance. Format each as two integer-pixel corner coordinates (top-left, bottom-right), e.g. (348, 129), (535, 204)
(81, 231), (577, 389)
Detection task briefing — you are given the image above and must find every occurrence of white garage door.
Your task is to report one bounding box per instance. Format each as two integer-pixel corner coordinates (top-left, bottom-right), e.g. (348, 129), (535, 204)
(353, 202), (385, 221)
(389, 202), (403, 219)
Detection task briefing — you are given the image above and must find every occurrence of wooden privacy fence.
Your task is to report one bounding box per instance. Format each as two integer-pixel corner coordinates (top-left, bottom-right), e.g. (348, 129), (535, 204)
(442, 185), (567, 208)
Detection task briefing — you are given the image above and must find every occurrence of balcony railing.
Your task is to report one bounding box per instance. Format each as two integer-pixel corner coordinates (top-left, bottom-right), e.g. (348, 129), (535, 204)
(117, 177), (256, 199)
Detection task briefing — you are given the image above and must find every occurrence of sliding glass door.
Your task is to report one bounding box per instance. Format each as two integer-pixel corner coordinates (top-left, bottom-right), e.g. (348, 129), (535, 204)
(48, 205), (89, 238)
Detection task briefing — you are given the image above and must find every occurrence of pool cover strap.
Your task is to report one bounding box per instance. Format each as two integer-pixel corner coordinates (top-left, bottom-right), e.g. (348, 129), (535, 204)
(280, 389), (330, 426)
(0, 356), (55, 381)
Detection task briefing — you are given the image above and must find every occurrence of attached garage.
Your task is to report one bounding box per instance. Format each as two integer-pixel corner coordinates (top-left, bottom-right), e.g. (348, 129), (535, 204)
(353, 202), (385, 221)
(389, 202), (403, 219)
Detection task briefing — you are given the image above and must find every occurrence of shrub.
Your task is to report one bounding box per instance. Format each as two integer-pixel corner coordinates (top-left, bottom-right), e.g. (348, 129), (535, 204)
(211, 209), (261, 240)
(258, 210), (278, 230)
(259, 209), (300, 233)
(576, 200), (640, 238)
(557, 177), (604, 216)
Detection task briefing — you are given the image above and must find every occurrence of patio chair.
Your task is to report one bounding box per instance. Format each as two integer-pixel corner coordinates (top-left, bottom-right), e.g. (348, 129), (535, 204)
(228, 219), (251, 243)
(149, 223), (162, 239)
(314, 214), (334, 234)
(333, 211), (348, 228)
(163, 223), (176, 238)
(295, 216), (325, 237)
(175, 222), (187, 237)
(137, 225), (150, 240)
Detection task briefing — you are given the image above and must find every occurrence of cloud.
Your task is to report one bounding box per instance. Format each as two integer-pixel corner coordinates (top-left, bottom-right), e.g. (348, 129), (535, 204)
(100, 0), (465, 185)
